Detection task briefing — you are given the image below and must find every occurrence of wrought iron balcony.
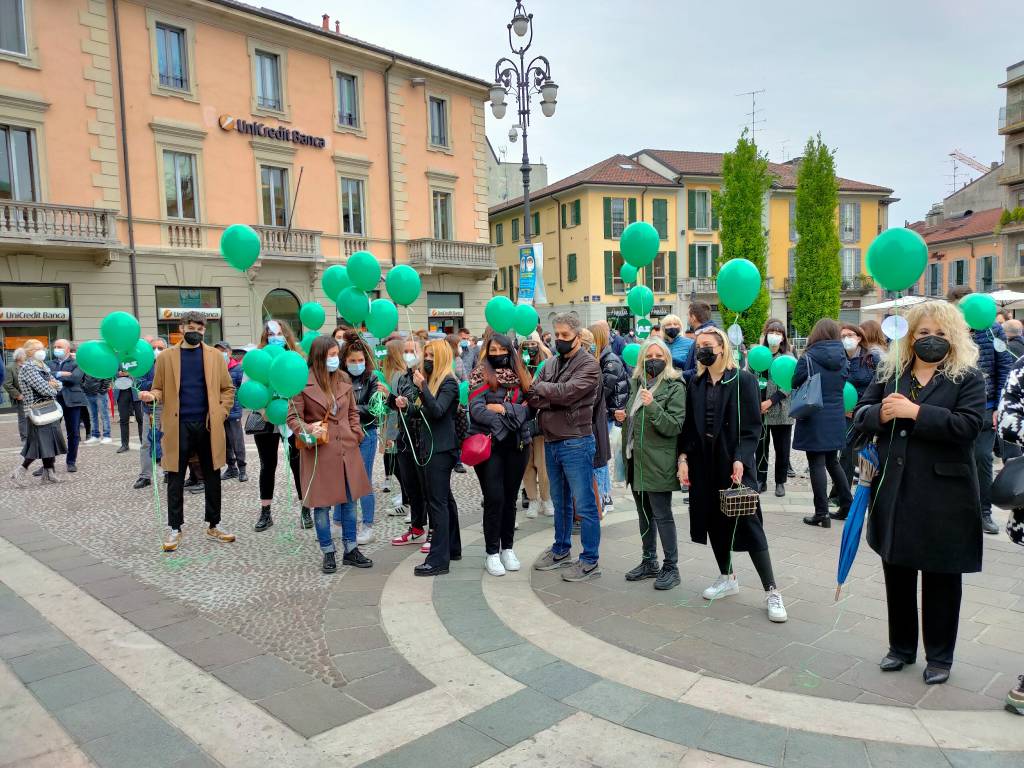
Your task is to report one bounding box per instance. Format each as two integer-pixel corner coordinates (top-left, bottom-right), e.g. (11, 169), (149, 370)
(254, 225), (322, 259)
(782, 276), (875, 294)
(676, 277), (717, 297)
(407, 238), (496, 273)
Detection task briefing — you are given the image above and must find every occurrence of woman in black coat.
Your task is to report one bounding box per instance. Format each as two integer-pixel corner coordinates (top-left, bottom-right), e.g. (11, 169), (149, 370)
(678, 327), (788, 623)
(830, 323), (881, 511)
(592, 323), (629, 512)
(792, 318), (852, 527)
(854, 301), (984, 686)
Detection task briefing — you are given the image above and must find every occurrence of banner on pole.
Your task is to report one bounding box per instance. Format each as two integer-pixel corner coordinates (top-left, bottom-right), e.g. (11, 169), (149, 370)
(517, 243), (546, 306)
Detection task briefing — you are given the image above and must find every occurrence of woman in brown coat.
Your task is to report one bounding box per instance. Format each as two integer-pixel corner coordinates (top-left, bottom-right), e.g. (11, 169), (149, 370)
(287, 336), (373, 573)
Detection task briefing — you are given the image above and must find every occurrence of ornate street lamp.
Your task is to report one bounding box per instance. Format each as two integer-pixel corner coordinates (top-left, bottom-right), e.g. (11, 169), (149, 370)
(490, 0), (557, 244)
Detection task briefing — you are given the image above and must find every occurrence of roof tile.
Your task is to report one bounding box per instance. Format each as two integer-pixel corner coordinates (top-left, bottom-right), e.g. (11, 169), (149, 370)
(908, 207), (1002, 246)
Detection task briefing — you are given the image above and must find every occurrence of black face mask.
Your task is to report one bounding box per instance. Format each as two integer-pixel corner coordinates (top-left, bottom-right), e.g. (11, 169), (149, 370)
(913, 335), (950, 364)
(488, 354), (510, 370)
(183, 331), (203, 346)
(664, 327), (680, 340)
(422, 360), (434, 375)
(695, 346), (719, 367)
(555, 337), (576, 357)
(644, 359), (667, 378)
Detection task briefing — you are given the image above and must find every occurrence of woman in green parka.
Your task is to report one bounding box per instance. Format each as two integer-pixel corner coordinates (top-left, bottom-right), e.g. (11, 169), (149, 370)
(614, 338), (687, 590)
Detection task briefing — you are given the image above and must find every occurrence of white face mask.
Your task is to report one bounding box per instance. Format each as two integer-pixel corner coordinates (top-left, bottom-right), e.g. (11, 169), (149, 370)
(842, 337), (859, 352)
(403, 352), (418, 367)
(33, 350), (46, 362)
(152, 348), (163, 357)
(766, 333), (783, 348)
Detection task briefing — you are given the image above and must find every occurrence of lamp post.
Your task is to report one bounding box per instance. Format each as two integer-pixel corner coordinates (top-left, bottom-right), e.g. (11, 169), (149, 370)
(490, 0), (557, 246)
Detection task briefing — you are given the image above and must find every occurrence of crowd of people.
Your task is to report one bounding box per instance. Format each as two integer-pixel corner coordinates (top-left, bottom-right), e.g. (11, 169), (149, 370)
(6, 291), (1024, 708)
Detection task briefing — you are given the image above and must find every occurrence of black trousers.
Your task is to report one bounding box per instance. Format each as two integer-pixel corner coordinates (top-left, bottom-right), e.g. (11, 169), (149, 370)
(474, 436), (529, 555)
(632, 489), (678, 567)
(807, 450), (851, 517)
(116, 389), (144, 447)
(166, 421), (221, 530)
(883, 560), (962, 669)
(396, 447), (429, 529)
(756, 424), (792, 487)
(711, 536), (777, 590)
(423, 449), (461, 569)
(79, 404), (91, 439)
(253, 431), (300, 501)
(224, 418), (246, 471)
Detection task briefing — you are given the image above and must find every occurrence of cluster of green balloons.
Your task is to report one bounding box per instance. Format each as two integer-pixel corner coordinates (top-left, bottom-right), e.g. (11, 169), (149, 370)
(78, 311), (154, 381)
(220, 224), (261, 272)
(866, 228), (927, 292)
(321, 252), (419, 339)
(717, 258), (761, 313)
(237, 345), (309, 425)
(959, 292), (997, 331)
(484, 296), (540, 337)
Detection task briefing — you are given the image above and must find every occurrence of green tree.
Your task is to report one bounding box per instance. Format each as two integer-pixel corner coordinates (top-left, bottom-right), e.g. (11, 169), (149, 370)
(713, 129), (771, 342)
(790, 134), (841, 336)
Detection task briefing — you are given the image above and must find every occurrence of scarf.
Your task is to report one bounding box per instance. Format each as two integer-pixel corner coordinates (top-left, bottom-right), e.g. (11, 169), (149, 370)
(625, 375), (663, 459)
(468, 364), (520, 396)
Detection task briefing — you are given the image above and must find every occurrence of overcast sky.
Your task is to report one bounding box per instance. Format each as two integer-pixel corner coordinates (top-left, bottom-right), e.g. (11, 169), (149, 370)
(284, 0), (1023, 225)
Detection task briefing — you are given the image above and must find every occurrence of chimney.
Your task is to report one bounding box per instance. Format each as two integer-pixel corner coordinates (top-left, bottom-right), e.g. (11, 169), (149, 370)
(992, 161), (1000, 170)
(925, 202), (944, 227)
(335, 20), (340, 33)
(321, 14), (329, 30)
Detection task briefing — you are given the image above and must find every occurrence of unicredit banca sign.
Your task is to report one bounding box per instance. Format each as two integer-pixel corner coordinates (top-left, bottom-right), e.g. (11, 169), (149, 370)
(218, 115), (326, 149)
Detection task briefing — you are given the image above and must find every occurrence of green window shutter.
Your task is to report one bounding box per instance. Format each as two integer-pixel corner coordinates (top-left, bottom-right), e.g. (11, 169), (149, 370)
(645, 262), (654, 290)
(603, 197), (612, 238)
(711, 244), (720, 276)
(568, 253), (577, 282)
(711, 201), (719, 231)
(628, 198), (637, 224)
(603, 250), (614, 294)
(652, 199), (667, 239)
(668, 250), (677, 289)
(688, 244), (697, 276)
(511, 218), (519, 241)
(573, 199), (581, 225)
(560, 204), (566, 228)
(532, 211), (540, 236)
(687, 189), (696, 230)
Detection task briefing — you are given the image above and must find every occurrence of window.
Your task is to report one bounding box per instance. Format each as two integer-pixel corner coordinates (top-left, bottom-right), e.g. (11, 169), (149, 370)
(162, 150), (197, 220)
(650, 253), (667, 293)
(567, 253), (578, 283)
(693, 190), (711, 231)
(255, 50), (282, 111)
(978, 255), (995, 292)
(260, 165), (288, 227)
(0, 0), (26, 56)
(155, 287), (222, 345)
(494, 222), (503, 245)
(337, 73), (359, 128)
(949, 258), (968, 288)
(693, 244), (713, 278)
(653, 198), (668, 239)
(155, 23), (188, 91)
(511, 217), (520, 242)
(563, 199), (581, 227)
(530, 211), (540, 238)
(339, 177), (365, 235)
(839, 201), (860, 243)
(840, 248), (860, 278)
(611, 251), (626, 294)
(432, 190), (452, 240)
(926, 263), (942, 296)
(610, 198), (626, 238)
(429, 96), (448, 147)
(262, 288), (300, 333)
(0, 124), (37, 201)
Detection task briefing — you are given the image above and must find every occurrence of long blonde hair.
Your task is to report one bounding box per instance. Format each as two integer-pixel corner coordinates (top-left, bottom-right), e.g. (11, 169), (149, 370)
(632, 338), (681, 381)
(877, 300), (978, 383)
(382, 337), (407, 383)
(424, 339), (455, 396)
(695, 326), (737, 376)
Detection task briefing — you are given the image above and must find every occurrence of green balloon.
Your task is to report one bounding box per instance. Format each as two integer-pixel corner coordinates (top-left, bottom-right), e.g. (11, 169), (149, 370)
(300, 330), (319, 355)
(242, 347), (272, 384)
(337, 286), (370, 324)
(459, 380), (469, 406)
(299, 302), (326, 331)
(717, 258), (761, 313)
(347, 250), (381, 292)
(620, 264), (638, 285)
(76, 340), (120, 379)
(265, 397), (289, 426)
(264, 343), (284, 360)
(485, 296), (516, 333)
(366, 299), (399, 339)
(513, 304), (539, 337)
(620, 221), (659, 268)
(269, 350), (309, 398)
(843, 381), (858, 412)
(626, 285), (654, 317)
(100, 311), (141, 354)
(622, 343), (641, 367)
(747, 345), (773, 373)
(238, 380), (272, 410)
(959, 292), (997, 331)
(769, 355), (797, 393)
(866, 227), (927, 292)
(385, 264), (421, 307)
(220, 224), (261, 271)
(322, 265), (351, 299)
(121, 339), (155, 378)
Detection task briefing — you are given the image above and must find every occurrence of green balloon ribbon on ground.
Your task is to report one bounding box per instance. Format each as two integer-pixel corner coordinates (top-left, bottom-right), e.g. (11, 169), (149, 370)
(865, 227), (927, 292)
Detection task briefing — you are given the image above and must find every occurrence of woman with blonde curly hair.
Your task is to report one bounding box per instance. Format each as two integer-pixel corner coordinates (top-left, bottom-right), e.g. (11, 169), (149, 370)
(854, 300), (985, 686)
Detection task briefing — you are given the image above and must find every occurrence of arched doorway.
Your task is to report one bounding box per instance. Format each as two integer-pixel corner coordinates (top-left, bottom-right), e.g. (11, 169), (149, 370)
(262, 288), (301, 336)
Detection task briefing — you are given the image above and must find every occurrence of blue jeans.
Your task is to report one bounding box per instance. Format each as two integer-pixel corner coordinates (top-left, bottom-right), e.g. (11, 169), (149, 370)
(545, 435), (600, 565)
(312, 507), (336, 554)
(333, 428), (377, 525)
(593, 420), (613, 497)
(331, 472), (359, 553)
(86, 393), (110, 438)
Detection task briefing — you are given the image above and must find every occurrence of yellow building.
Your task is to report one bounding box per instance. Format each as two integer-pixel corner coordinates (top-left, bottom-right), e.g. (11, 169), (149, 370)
(489, 149), (893, 331)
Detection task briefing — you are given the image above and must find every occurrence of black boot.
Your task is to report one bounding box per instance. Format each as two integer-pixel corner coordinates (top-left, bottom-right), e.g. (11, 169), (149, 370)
(322, 551), (337, 574)
(624, 559), (660, 581)
(654, 566), (681, 590)
(343, 547), (373, 568)
(803, 514), (831, 528)
(300, 507), (313, 529)
(254, 505), (273, 532)
(238, 469), (248, 483)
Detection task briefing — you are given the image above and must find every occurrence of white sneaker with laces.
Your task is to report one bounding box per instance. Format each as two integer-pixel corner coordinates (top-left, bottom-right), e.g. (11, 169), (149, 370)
(485, 553), (506, 576)
(702, 574), (740, 601)
(525, 506), (538, 519)
(100, 437), (112, 444)
(356, 525), (374, 545)
(404, 509), (412, 524)
(541, 500), (555, 516)
(499, 549), (521, 572)
(83, 436), (100, 446)
(766, 588), (788, 623)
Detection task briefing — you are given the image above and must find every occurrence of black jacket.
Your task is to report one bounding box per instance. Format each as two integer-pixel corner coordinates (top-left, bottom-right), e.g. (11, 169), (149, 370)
(350, 371), (376, 428)
(855, 368), (985, 574)
(405, 376), (460, 456)
(598, 346), (629, 420)
(48, 357), (86, 408)
(792, 340), (849, 453)
(468, 381), (533, 445)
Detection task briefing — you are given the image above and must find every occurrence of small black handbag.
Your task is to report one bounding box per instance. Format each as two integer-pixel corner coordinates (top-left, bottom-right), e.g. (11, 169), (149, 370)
(992, 455), (1024, 509)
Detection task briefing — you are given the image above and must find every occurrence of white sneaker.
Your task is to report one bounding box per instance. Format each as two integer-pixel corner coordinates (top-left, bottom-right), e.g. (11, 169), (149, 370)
(356, 525), (374, 545)
(485, 553), (506, 576)
(541, 500), (555, 516)
(766, 588), (788, 623)
(100, 437), (112, 444)
(499, 549), (521, 572)
(83, 436), (100, 446)
(404, 509), (412, 524)
(603, 495), (615, 513)
(525, 505), (538, 519)
(702, 574), (740, 601)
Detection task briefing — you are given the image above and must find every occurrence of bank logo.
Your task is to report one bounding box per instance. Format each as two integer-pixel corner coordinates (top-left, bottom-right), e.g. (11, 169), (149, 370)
(218, 115), (235, 131)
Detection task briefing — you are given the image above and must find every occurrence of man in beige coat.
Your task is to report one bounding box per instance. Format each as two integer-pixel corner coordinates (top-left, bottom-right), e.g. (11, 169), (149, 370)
(141, 311), (236, 552)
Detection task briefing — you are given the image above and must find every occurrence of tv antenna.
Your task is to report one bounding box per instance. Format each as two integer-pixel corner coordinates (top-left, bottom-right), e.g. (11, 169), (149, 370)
(946, 149), (990, 195)
(736, 89), (766, 143)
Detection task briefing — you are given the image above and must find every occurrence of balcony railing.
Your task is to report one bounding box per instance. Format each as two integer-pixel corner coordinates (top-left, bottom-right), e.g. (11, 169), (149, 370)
(782, 276), (875, 294)
(342, 236), (368, 257)
(677, 277), (717, 296)
(999, 101), (1024, 132)
(166, 222), (203, 249)
(254, 225), (321, 258)
(0, 201), (118, 245)
(407, 238), (496, 272)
